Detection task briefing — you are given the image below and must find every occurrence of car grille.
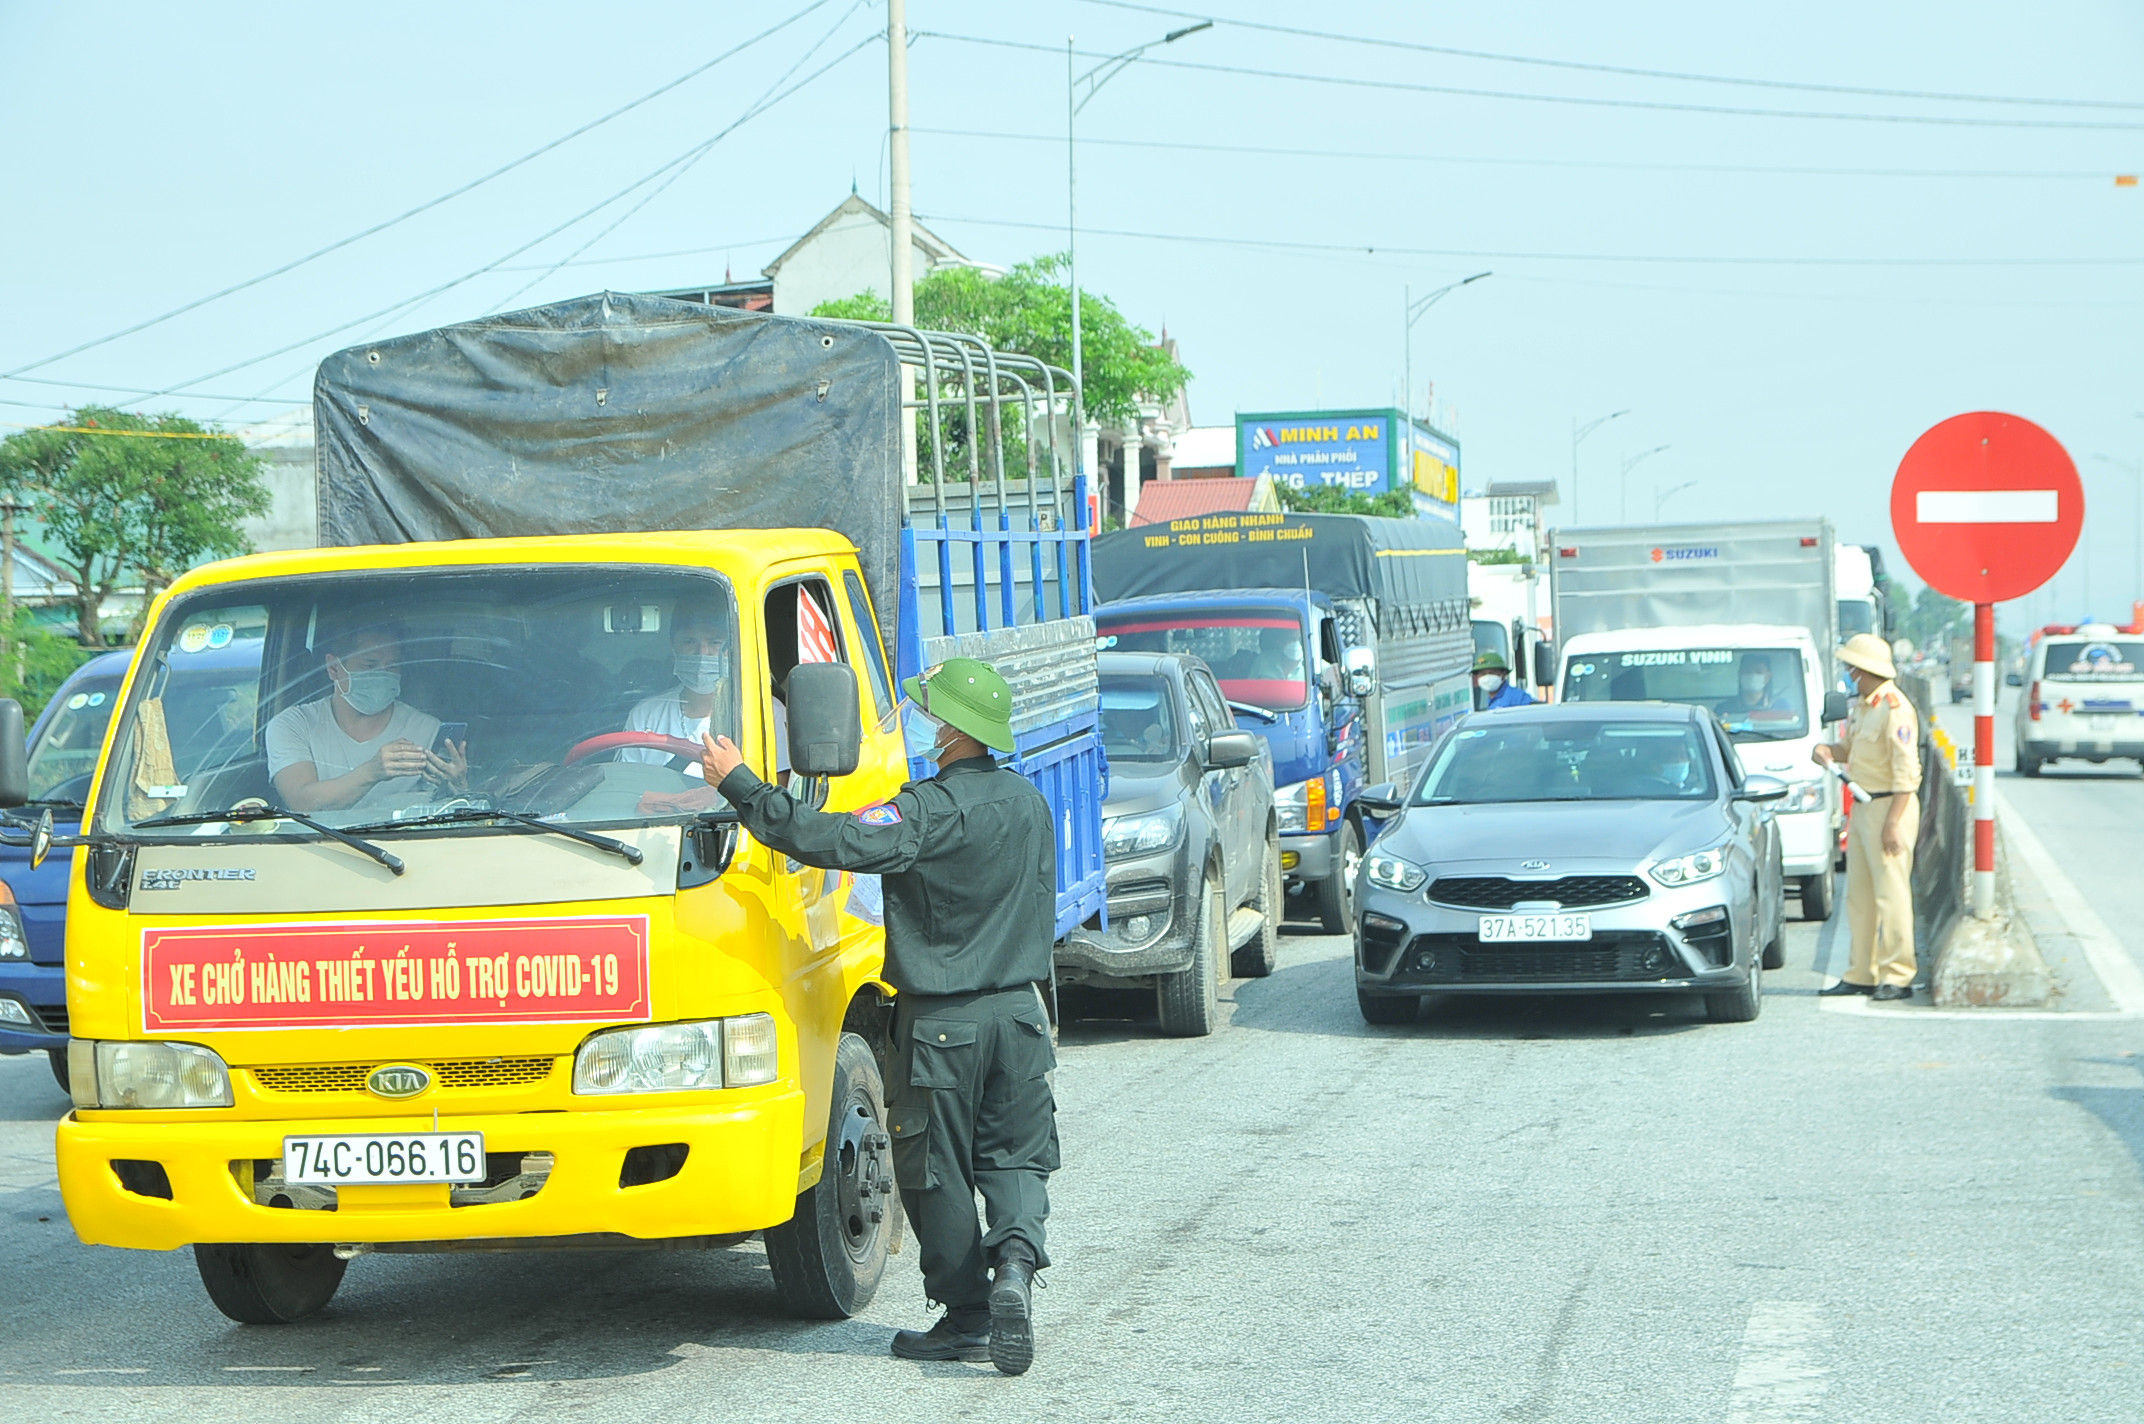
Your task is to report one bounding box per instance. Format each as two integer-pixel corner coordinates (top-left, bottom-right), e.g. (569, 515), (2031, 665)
(1395, 931), (1685, 983)
(1427, 875), (1649, 911)
(251, 1057), (556, 1094)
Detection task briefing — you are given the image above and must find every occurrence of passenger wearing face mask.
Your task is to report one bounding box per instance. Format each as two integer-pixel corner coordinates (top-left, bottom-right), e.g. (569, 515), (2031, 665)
(615, 603), (785, 782)
(1714, 655), (1788, 722)
(1472, 650), (1534, 710)
(266, 621), (462, 813)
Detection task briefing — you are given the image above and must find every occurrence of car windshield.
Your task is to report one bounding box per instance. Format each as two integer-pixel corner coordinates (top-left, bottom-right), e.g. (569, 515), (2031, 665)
(2041, 639), (2144, 682)
(1099, 674), (1182, 764)
(97, 567), (741, 838)
(26, 674), (124, 806)
(1472, 620), (1511, 665)
(1416, 719), (1717, 804)
(1562, 647), (1808, 742)
(1100, 609), (1309, 711)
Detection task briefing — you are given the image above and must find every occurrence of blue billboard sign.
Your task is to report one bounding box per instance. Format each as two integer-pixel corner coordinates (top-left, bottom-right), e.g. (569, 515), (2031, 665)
(1237, 410), (1395, 495)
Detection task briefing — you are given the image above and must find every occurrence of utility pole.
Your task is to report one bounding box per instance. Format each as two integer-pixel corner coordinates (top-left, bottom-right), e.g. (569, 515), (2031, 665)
(1655, 478), (1699, 520)
(1402, 272), (1491, 459)
(1570, 409), (1628, 524)
(1618, 445), (1671, 524)
(887, 0), (913, 327)
(0, 502), (26, 693)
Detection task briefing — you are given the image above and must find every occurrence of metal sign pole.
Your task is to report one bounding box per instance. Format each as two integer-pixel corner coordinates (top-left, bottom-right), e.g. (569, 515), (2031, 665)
(1972, 600), (1996, 918)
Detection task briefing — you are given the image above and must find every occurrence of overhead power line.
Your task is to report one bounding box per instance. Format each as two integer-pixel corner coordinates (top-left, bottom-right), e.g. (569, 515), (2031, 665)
(918, 211), (2144, 266)
(917, 31), (2144, 132)
(0, 374), (310, 405)
(1076, 0), (2144, 111)
(0, 0), (836, 383)
(917, 125), (2127, 183)
(138, 32), (877, 403)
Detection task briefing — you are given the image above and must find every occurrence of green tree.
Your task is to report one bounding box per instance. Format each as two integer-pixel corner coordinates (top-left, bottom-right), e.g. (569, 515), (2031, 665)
(0, 406), (270, 647)
(811, 254), (1189, 429)
(1275, 484), (1414, 518)
(1899, 584), (1970, 654)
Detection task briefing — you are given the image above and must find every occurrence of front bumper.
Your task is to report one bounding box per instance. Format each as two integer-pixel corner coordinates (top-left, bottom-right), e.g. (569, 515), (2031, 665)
(1059, 844), (1198, 979)
(2020, 734), (2144, 760)
(1355, 875), (1750, 998)
(0, 961), (66, 1054)
(1282, 830), (1335, 884)
(56, 1089), (806, 1251)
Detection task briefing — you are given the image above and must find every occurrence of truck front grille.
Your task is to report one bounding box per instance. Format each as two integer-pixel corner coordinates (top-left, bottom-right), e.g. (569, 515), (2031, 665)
(251, 1057), (556, 1094)
(1427, 875), (1649, 911)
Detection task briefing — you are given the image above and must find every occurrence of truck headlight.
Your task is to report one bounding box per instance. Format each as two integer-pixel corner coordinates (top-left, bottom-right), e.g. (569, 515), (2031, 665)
(1102, 804), (1183, 859)
(1363, 853), (1428, 892)
(1649, 845), (1730, 888)
(1777, 779), (1826, 814)
(74, 1041), (234, 1109)
(0, 882), (27, 960)
(573, 1014), (779, 1095)
(1276, 776), (1338, 833)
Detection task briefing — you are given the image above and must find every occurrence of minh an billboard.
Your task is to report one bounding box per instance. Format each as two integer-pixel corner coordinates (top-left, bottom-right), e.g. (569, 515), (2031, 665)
(1236, 408), (1458, 518)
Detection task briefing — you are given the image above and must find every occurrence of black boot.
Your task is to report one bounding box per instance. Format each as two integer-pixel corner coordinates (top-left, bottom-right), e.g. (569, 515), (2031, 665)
(891, 1314), (991, 1362)
(989, 1248), (1037, 1376)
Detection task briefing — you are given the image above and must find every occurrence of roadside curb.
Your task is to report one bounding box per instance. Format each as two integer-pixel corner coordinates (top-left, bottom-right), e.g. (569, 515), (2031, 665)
(1929, 810), (2051, 1007)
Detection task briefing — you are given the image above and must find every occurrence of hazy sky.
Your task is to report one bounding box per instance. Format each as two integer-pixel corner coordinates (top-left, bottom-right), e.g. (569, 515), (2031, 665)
(3, 1), (2139, 631)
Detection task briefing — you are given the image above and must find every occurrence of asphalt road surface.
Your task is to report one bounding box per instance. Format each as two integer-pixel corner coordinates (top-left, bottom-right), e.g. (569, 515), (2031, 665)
(5, 743), (2143, 1421)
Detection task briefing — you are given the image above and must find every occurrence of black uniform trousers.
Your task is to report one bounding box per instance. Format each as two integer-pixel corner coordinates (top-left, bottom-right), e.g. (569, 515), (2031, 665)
(885, 985), (1059, 1322)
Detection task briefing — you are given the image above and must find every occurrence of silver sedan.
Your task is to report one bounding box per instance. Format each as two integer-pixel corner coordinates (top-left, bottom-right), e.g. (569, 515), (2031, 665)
(1352, 701), (1788, 1026)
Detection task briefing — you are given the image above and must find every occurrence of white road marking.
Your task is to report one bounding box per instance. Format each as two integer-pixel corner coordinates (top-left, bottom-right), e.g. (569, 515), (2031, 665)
(52, 1368), (148, 1375)
(1915, 489), (2059, 523)
(1725, 1300), (1830, 1424)
(1993, 788), (2144, 1016)
(223, 1365), (315, 1372)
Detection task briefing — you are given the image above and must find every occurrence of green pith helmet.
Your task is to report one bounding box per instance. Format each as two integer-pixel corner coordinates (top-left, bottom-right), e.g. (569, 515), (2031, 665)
(1472, 649), (1511, 674)
(902, 656), (1017, 753)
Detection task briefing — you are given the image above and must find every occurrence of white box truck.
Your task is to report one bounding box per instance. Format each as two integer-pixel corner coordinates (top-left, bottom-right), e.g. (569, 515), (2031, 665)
(1546, 520), (1849, 920)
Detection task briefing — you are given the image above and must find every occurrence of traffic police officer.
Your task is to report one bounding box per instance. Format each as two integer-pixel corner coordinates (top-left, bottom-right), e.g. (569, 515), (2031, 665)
(701, 656), (1057, 1376)
(1812, 633), (1921, 1002)
(1472, 650), (1535, 710)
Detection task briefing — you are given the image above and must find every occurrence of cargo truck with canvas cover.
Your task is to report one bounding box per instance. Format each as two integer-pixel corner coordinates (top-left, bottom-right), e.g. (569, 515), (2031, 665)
(28, 293), (1103, 1326)
(1548, 520), (1847, 921)
(1092, 512), (1473, 935)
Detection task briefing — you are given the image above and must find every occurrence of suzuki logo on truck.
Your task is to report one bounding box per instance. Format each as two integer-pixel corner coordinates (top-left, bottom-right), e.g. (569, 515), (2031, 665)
(1648, 546), (1720, 564)
(366, 1064), (433, 1100)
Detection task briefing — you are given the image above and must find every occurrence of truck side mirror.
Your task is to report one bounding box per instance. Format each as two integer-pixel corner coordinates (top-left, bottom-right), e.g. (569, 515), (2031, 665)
(0, 700), (24, 808)
(786, 663), (861, 778)
(1532, 640), (1556, 691)
(1821, 690), (1850, 724)
(1344, 648), (1375, 698)
(2004, 671), (2023, 688)
(1204, 730), (1259, 769)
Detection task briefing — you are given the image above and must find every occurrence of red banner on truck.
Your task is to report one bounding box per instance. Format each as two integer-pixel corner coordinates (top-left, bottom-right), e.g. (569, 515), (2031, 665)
(140, 916), (651, 1031)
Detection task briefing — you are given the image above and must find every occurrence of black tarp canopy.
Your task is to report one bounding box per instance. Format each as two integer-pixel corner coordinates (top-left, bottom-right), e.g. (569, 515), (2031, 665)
(1092, 511), (1467, 609)
(313, 292), (905, 638)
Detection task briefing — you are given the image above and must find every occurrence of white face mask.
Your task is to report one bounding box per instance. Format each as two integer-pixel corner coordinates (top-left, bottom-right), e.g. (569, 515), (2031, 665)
(1478, 674), (1504, 695)
(339, 667), (400, 716)
(901, 703), (945, 762)
(673, 654), (725, 696)
(1740, 673), (1768, 698)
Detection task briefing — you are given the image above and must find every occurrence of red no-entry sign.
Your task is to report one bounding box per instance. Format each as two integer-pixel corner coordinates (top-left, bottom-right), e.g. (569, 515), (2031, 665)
(1890, 411), (2082, 603)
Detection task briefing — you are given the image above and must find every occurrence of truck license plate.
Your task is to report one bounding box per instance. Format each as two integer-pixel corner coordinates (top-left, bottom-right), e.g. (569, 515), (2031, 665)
(1478, 913), (1591, 943)
(283, 1132), (486, 1186)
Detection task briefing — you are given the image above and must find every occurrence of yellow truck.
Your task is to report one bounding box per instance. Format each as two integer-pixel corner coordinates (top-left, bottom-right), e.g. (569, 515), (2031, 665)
(17, 295), (1104, 1323)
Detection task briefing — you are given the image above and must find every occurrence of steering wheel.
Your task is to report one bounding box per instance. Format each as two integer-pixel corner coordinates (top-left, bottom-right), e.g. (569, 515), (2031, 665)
(563, 732), (710, 767)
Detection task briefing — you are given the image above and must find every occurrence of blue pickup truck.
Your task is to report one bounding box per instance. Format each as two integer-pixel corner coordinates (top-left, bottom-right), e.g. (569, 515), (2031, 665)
(1093, 512), (1474, 934)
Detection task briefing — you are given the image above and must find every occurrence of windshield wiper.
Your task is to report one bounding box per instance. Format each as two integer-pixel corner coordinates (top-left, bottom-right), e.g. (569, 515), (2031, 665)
(345, 806), (644, 867)
(134, 805), (405, 876)
(25, 796), (84, 810)
(1227, 700), (1279, 723)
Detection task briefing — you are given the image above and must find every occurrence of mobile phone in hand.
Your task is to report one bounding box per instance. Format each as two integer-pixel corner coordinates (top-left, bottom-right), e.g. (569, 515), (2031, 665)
(432, 722), (468, 755)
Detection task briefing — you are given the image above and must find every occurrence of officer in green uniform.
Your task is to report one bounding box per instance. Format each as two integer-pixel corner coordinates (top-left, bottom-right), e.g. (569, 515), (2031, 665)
(700, 657), (1058, 1376)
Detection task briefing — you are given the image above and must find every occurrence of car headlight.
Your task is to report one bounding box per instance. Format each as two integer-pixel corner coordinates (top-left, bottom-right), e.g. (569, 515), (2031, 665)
(74, 1040), (234, 1109)
(1102, 803), (1183, 859)
(572, 1014), (779, 1095)
(1777, 779), (1826, 814)
(1649, 844), (1731, 888)
(1363, 852), (1428, 892)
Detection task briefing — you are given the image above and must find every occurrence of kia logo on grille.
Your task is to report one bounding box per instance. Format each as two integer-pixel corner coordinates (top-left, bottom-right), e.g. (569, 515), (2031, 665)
(366, 1064), (432, 1100)
(1519, 860), (1552, 871)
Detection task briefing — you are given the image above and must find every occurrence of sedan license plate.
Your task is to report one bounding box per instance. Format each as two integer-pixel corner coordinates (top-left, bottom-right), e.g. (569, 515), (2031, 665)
(1478, 913), (1592, 943)
(283, 1132), (485, 1186)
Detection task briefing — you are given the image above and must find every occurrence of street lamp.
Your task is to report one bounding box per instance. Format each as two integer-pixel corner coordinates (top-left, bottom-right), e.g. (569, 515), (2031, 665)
(1654, 478), (1700, 520)
(2092, 451), (2142, 622)
(1068, 21), (1210, 403)
(1403, 272), (1491, 448)
(1570, 409), (1629, 524)
(1618, 445), (1670, 524)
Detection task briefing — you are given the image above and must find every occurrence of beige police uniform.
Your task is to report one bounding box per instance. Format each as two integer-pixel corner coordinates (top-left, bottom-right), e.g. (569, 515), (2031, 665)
(1842, 679), (1921, 988)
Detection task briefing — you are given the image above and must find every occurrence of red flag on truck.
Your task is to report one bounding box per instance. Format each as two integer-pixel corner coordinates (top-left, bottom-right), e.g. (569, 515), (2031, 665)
(797, 587), (840, 664)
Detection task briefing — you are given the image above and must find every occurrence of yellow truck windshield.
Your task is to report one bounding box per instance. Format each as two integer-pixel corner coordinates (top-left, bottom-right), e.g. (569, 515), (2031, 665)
(98, 566), (742, 835)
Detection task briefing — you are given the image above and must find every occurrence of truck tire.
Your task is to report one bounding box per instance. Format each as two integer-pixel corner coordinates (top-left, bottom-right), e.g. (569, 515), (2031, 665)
(194, 1242), (348, 1324)
(2017, 748), (2044, 777)
(1356, 988), (1417, 1026)
(47, 1045), (69, 1096)
(1798, 872), (1834, 923)
(1157, 870), (1225, 1037)
(1232, 826), (1282, 979)
(1704, 966), (1763, 1024)
(1316, 820), (1363, 936)
(765, 1032), (896, 1319)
